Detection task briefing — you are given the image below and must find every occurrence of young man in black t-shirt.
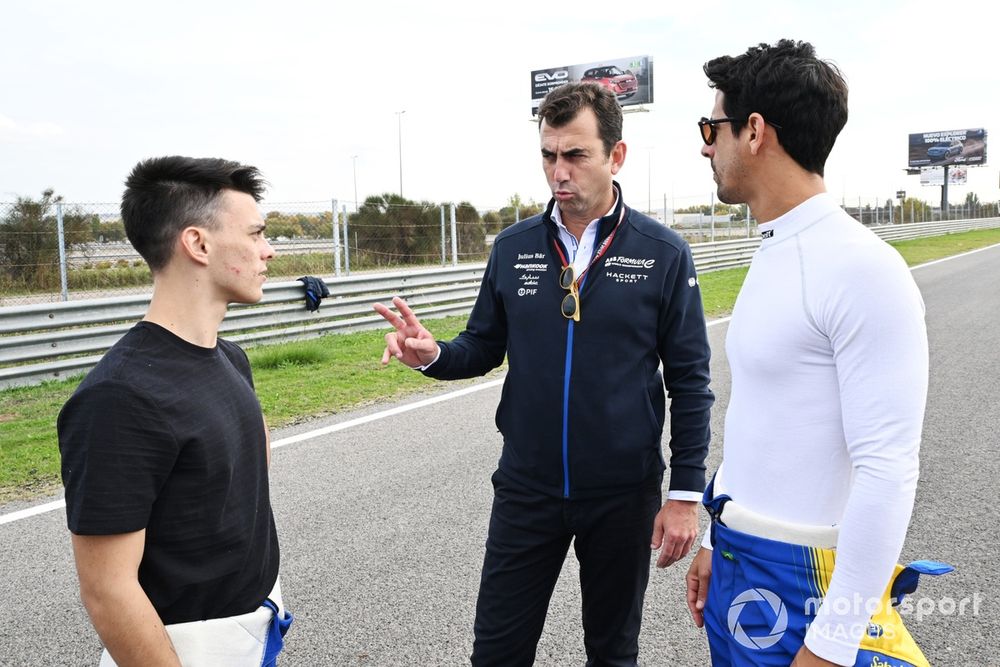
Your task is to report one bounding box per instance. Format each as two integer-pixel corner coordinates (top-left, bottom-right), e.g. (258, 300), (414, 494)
(58, 156), (291, 666)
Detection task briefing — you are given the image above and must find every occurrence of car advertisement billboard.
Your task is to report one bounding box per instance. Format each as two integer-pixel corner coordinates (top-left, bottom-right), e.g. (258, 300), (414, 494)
(530, 55), (653, 115)
(920, 166), (968, 186)
(907, 128), (987, 168)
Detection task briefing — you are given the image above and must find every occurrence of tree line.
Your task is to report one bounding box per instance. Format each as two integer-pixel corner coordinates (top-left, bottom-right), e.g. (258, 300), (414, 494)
(0, 191), (546, 288)
(4, 189), (995, 290)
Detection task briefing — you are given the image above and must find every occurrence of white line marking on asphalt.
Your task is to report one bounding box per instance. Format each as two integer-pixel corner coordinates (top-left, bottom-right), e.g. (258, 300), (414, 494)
(1, 380), (505, 525)
(270, 379), (505, 450)
(910, 242), (1000, 270)
(0, 498), (65, 525)
(3, 241), (994, 525)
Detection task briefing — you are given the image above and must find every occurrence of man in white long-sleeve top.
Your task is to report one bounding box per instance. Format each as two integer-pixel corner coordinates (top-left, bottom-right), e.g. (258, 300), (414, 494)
(685, 39), (950, 667)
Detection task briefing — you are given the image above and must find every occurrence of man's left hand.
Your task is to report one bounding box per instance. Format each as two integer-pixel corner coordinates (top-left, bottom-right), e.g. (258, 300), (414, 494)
(651, 499), (699, 568)
(790, 645), (840, 666)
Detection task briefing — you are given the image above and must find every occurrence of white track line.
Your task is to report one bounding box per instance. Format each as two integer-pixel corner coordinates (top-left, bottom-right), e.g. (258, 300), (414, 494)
(270, 379), (505, 450)
(0, 498), (67, 525)
(909, 241), (1000, 270)
(3, 242), (995, 526)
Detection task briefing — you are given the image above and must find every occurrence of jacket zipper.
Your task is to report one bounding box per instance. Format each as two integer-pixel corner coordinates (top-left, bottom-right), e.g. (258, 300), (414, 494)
(561, 319), (574, 498)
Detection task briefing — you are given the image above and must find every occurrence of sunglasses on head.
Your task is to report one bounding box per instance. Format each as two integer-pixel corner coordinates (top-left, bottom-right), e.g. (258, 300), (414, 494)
(698, 116), (783, 146)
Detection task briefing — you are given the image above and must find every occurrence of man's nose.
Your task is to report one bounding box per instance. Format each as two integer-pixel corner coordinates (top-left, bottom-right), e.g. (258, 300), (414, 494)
(552, 158), (570, 183)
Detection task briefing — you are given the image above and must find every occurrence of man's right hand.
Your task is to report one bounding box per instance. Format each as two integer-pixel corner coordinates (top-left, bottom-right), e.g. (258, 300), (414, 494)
(685, 547), (712, 628)
(72, 530), (181, 666)
(373, 296), (439, 368)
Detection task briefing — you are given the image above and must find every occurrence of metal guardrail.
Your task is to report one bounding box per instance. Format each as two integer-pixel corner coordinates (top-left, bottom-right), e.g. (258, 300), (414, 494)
(1, 217), (998, 389)
(0, 265), (485, 389)
(690, 216), (1000, 271)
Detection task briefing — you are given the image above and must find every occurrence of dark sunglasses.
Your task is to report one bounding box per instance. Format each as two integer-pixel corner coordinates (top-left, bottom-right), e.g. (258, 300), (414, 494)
(559, 265), (581, 322)
(698, 116), (782, 146)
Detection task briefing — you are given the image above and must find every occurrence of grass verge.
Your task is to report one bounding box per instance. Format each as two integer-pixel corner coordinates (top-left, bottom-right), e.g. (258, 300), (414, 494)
(890, 227), (1000, 266)
(2, 228), (999, 502)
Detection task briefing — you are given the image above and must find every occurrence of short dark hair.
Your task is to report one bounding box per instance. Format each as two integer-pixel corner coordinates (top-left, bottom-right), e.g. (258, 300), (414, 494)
(537, 82), (623, 156)
(703, 39), (848, 176)
(121, 156), (266, 271)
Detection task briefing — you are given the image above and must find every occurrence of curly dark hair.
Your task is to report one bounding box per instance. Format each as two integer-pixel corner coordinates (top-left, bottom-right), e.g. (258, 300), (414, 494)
(536, 82), (622, 156)
(703, 39), (848, 176)
(121, 156), (267, 271)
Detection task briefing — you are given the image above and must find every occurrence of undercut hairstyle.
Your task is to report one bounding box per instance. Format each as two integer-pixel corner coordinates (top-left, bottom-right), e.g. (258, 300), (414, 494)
(537, 82), (623, 157)
(703, 39), (848, 176)
(121, 156), (267, 271)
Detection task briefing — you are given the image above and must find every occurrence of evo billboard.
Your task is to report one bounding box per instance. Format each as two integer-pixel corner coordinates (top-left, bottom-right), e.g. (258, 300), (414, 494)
(530, 55), (653, 115)
(907, 128), (987, 168)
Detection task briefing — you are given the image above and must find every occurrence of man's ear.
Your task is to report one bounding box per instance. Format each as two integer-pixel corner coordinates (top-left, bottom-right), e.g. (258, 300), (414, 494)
(746, 113), (769, 155)
(177, 226), (210, 266)
(610, 140), (627, 175)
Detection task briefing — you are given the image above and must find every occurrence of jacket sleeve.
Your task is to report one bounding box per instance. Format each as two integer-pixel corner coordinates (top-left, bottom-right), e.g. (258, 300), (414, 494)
(422, 245), (508, 381)
(657, 242), (714, 493)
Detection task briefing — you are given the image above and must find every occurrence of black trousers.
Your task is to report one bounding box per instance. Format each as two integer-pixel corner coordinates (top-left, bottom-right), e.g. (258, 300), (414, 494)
(470, 470), (662, 667)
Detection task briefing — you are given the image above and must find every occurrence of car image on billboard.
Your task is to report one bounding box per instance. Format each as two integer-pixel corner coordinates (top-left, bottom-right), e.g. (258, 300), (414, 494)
(529, 55), (653, 115)
(581, 65), (638, 98)
(927, 140), (963, 161)
(908, 128), (987, 168)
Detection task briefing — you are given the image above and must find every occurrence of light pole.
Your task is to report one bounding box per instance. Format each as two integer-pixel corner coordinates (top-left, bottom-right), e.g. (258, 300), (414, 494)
(351, 155), (359, 211)
(647, 148), (652, 216)
(395, 110), (406, 198)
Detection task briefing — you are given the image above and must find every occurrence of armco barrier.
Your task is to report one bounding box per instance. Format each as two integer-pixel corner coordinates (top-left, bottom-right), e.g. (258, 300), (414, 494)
(0, 265), (484, 389)
(1, 217), (997, 389)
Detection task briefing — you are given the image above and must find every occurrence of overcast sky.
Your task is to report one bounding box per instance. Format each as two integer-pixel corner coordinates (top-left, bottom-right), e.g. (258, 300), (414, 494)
(2, 0), (997, 212)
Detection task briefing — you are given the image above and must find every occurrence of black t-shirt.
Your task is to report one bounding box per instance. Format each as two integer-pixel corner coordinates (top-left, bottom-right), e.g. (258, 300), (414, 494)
(58, 321), (279, 625)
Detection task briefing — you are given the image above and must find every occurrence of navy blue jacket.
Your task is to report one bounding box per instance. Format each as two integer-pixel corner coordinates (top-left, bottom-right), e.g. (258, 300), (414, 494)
(425, 186), (713, 498)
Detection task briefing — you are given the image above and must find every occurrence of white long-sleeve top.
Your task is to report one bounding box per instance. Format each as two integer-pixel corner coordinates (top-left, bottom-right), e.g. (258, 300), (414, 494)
(714, 193), (929, 665)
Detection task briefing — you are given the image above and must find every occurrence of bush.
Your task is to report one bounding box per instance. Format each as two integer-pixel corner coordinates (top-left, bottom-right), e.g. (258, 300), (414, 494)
(0, 190), (92, 290)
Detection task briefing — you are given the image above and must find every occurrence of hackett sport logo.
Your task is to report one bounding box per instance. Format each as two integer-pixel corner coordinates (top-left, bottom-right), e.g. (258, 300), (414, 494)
(604, 255), (655, 270)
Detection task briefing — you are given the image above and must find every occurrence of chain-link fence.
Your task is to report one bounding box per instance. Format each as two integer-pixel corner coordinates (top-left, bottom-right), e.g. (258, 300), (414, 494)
(3, 193), (999, 306)
(0, 196), (529, 306)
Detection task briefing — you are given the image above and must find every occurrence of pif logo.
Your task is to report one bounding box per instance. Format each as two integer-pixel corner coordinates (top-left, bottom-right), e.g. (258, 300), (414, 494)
(727, 588), (788, 650)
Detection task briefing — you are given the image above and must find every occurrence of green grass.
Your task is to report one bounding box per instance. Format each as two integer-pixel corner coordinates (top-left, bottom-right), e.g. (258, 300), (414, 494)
(889, 227), (1000, 266)
(2, 227), (999, 502)
(247, 319), (473, 426)
(0, 317), (472, 503)
(698, 266), (749, 319)
(0, 378), (82, 502)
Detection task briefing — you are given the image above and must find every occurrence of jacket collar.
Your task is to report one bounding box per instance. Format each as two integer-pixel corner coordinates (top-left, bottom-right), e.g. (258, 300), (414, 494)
(543, 181), (627, 246)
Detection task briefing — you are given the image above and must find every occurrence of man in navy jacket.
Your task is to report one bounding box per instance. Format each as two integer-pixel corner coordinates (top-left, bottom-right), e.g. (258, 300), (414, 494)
(374, 82), (713, 666)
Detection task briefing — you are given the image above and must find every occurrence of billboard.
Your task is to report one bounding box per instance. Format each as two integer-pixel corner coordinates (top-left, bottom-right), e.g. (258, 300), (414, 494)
(530, 55), (653, 115)
(920, 166), (968, 186)
(907, 128), (987, 168)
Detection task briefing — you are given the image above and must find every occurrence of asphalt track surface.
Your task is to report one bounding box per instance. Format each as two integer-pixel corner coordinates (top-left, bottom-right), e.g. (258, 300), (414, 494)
(1, 244), (997, 666)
